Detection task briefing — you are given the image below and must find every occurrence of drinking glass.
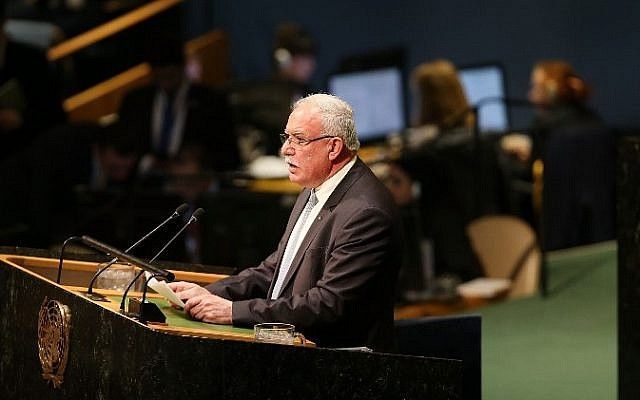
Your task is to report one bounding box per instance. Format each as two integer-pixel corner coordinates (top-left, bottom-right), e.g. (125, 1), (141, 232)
(254, 323), (306, 345)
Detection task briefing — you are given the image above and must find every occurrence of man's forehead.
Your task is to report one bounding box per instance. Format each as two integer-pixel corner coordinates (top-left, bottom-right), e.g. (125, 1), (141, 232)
(286, 104), (322, 134)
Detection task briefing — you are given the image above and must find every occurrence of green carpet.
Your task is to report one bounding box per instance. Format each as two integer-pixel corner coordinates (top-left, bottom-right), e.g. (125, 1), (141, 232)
(473, 241), (617, 400)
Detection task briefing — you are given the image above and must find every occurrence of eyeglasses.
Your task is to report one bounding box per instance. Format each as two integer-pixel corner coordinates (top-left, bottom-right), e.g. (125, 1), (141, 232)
(280, 133), (338, 147)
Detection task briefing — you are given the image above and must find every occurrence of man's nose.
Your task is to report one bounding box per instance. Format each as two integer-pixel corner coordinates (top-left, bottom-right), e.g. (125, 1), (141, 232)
(281, 141), (294, 156)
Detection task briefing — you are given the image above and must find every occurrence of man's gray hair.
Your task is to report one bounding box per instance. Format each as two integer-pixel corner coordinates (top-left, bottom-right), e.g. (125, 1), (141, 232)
(292, 93), (360, 151)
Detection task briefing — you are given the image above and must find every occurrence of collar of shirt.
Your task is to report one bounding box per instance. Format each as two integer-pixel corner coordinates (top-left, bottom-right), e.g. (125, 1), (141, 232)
(313, 156), (357, 208)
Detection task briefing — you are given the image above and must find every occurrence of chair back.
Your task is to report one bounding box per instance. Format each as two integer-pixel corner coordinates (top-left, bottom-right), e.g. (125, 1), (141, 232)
(466, 215), (541, 298)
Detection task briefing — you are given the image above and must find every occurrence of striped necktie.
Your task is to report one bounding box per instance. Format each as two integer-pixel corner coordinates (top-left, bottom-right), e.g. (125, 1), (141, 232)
(271, 190), (318, 299)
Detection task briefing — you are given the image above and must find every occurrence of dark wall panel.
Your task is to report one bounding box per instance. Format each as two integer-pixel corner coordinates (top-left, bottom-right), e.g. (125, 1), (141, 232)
(205, 0), (640, 127)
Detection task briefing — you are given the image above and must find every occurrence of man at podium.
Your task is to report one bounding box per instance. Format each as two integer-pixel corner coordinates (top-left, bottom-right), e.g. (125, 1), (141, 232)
(169, 94), (402, 351)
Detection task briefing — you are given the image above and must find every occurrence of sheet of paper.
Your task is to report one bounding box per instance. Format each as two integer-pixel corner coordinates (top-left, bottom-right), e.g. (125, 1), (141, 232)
(456, 277), (511, 298)
(146, 273), (185, 308)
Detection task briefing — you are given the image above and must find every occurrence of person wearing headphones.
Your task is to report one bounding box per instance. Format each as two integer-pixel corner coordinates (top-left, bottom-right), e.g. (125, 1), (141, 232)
(271, 22), (318, 101)
(232, 22), (318, 161)
(526, 60), (601, 161)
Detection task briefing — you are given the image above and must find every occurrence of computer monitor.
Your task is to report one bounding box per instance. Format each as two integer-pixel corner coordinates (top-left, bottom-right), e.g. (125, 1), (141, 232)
(458, 64), (509, 133)
(327, 67), (405, 142)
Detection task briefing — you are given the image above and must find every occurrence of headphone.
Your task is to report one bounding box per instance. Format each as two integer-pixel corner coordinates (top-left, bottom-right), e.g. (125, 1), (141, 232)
(274, 47), (292, 69)
(545, 81), (558, 101)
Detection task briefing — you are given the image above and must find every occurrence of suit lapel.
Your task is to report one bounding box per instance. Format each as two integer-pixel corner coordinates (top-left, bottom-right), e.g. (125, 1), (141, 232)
(266, 189), (311, 297)
(276, 159), (367, 294)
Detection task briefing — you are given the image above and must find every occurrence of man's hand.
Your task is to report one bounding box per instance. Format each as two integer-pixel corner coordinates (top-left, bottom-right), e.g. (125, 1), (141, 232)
(167, 281), (232, 324)
(183, 293), (232, 324)
(167, 281), (208, 299)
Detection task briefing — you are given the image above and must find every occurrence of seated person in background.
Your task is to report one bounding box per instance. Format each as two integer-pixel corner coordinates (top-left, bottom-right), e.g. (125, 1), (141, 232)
(0, 8), (65, 161)
(382, 60), (506, 290)
(169, 94), (402, 351)
(271, 22), (317, 100)
(4, 123), (140, 247)
(117, 37), (240, 177)
(408, 60), (474, 142)
(523, 60), (612, 250)
(501, 60), (604, 226)
(165, 145), (218, 204)
(504, 60), (601, 163)
(231, 22), (318, 162)
(526, 60), (601, 161)
(164, 145), (218, 264)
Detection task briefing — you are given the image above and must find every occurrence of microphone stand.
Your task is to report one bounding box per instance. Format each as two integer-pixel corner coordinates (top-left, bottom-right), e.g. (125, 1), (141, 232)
(119, 208), (205, 320)
(56, 236), (82, 284)
(85, 203), (188, 298)
(80, 235), (175, 280)
(126, 273), (166, 325)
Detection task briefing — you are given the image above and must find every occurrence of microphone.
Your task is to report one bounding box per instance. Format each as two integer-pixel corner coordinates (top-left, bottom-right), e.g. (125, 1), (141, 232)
(119, 208), (206, 314)
(150, 208), (205, 265)
(85, 203), (188, 296)
(80, 235), (175, 281)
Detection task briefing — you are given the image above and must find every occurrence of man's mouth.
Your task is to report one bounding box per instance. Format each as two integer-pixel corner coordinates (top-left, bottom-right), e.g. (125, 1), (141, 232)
(284, 157), (298, 169)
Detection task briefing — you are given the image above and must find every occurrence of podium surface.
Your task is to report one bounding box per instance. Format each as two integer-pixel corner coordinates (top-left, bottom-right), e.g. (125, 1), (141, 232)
(0, 249), (462, 399)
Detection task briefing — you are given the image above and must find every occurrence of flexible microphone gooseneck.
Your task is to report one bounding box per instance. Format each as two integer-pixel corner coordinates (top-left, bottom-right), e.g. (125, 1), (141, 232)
(80, 235), (176, 281)
(85, 203), (188, 295)
(57, 236), (82, 284)
(119, 208), (206, 314)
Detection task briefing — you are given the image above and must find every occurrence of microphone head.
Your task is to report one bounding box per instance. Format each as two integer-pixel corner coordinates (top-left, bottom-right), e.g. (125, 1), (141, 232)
(191, 208), (206, 221)
(175, 203), (190, 216)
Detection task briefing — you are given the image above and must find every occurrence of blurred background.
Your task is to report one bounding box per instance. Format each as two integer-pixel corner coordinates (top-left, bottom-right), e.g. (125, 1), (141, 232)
(0, 0), (628, 288)
(0, 0), (633, 398)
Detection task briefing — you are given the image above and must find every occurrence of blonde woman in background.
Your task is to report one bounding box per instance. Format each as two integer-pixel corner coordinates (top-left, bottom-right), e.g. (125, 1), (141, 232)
(379, 59), (505, 300)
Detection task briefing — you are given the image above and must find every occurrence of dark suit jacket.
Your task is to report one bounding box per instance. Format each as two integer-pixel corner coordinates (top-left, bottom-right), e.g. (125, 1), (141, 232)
(118, 83), (240, 171)
(0, 40), (65, 160)
(206, 159), (402, 351)
(542, 124), (615, 250)
(0, 124), (100, 246)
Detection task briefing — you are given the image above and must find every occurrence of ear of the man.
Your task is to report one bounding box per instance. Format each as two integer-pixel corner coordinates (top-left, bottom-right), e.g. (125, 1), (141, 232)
(327, 138), (344, 161)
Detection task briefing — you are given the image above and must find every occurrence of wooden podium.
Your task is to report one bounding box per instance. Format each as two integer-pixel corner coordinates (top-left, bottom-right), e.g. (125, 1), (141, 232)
(0, 248), (462, 399)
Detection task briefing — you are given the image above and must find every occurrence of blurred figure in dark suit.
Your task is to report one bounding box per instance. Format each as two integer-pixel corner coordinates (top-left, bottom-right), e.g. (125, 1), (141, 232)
(231, 22), (318, 162)
(0, 5), (65, 161)
(117, 35), (240, 176)
(271, 22), (317, 100)
(0, 123), (140, 247)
